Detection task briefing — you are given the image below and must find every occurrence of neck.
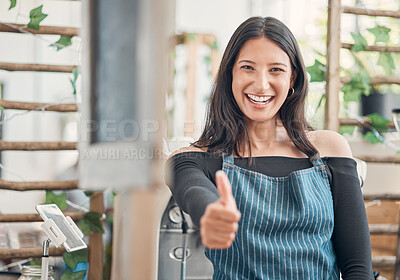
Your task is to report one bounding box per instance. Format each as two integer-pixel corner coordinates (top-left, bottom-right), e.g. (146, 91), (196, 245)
(241, 117), (289, 156)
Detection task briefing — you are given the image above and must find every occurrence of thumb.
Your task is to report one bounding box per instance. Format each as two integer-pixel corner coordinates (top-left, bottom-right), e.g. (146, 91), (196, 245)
(215, 170), (237, 209)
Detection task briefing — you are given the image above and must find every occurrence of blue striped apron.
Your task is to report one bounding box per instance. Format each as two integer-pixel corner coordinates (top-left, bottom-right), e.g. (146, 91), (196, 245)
(205, 154), (339, 279)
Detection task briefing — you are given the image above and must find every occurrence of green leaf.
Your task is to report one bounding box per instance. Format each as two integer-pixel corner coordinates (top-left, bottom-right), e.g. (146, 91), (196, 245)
(84, 191), (93, 197)
(341, 70), (371, 102)
(363, 131), (381, 144)
(27, 5), (48, 31)
(367, 25), (391, 43)
(44, 191), (67, 210)
(9, 0), (16, 10)
(63, 249), (88, 270)
(29, 258), (41, 266)
(69, 69), (79, 95)
(377, 53), (395, 76)
(77, 211), (104, 236)
(0, 106), (4, 111)
(105, 212), (113, 225)
(60, 269), (86, 280)
(365, 113), (390, 131)
(306, 59), (326, 82)
(210, 41), (218, 50)
(185, 33), (196, 41)
(50, 36), (73, 51)
(339, 125), (355, 136)
(350, 32), (367, 52)
(315, 94), (325, 111)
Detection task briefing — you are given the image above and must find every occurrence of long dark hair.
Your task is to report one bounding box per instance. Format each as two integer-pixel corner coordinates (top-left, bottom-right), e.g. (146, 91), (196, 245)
(193, 17), (319, 162)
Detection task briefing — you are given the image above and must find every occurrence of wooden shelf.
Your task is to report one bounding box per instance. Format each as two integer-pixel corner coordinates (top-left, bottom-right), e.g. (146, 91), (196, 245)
(0, 141), (77, 151)
(364, 193), (400, 200)
(0, 23), (79, 37)
(342, 6), (400, 18)
(0, 179), (78, 191)
(341, 43), (400, 53)
(0, 99), (77, 112)
(372, 256), (396, 268)
(0, 212), (84, 223)
(340, 76), (400, 85)
(174, 33), (217, 46)
(0, 247), (64, 259)
(369, 224), (399, 234)
(0, 62), (77, 73)
(355, 155), (400, 164)
(339, 118), (395, 129)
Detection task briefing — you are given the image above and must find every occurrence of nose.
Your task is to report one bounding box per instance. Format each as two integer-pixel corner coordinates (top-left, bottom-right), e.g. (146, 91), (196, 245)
(252, 72), (270, 93)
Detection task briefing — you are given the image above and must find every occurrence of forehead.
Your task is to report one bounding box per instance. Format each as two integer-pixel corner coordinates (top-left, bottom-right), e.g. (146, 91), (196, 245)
(236, 37), (290, 65)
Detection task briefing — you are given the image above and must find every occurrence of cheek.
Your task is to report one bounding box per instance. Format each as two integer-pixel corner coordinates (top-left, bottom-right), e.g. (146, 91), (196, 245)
(232, 74), (247, 92)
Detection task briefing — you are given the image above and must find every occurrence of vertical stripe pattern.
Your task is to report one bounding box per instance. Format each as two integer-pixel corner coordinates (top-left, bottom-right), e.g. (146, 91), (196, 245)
(205, 154), (339, 279)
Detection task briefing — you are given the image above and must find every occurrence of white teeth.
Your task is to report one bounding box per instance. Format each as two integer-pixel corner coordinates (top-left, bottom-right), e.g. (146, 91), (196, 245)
(246, 94), (272, 103)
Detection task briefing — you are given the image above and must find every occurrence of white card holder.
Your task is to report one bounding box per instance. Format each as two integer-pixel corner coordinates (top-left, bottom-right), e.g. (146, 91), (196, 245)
(65, 216), (84, 239)
(41, 219), (66, 248)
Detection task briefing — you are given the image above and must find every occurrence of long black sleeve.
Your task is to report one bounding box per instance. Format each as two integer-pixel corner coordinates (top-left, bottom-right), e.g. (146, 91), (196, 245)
(325, 157), (374, 279)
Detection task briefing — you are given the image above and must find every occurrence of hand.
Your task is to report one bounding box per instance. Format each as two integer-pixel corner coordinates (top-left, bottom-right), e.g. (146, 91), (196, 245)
(200, 170), (241, 249)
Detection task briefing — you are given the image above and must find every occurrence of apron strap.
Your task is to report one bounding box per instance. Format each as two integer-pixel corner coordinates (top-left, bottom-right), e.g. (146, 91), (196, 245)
(311, 153), (325, 168)
(222, 152), (234, 164)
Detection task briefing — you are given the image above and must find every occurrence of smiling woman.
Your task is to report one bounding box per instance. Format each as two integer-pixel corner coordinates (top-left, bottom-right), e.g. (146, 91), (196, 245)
(166, 16), (374, 280)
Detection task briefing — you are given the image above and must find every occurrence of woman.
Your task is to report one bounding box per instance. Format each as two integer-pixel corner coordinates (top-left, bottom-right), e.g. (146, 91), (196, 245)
(166, 17), (374, 279)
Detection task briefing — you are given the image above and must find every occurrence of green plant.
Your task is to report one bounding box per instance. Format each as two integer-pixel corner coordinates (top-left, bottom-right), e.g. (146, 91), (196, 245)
(307, 22), (398, 144)
(341, 25), (396, 102)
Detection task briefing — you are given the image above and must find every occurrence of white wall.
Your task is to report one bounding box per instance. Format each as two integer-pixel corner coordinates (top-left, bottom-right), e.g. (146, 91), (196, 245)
(176, 0), (251, 51)
(0, 0), (81, 213)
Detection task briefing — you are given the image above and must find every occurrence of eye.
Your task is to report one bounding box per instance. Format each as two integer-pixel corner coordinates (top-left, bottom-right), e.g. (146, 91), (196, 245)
(270, 67), (284, 72)
(240, 65), (254, 70)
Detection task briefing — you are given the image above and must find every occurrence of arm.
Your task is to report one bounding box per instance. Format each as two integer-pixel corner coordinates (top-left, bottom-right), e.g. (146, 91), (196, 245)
(328, 158), (374, 279)
(314, 131), (374, 279)
(165, 151), (240, 248)
(165, 151), (220, 227)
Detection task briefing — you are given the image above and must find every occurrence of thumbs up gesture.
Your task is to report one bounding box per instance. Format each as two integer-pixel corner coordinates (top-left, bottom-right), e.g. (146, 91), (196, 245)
(200, 170), (241, 249)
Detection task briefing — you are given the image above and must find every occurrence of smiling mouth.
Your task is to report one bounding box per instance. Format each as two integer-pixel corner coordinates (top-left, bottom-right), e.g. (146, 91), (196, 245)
(245, 94), (274, 104)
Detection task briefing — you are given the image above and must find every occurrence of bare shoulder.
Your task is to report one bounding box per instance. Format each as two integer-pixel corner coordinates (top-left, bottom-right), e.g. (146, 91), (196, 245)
(169, 145), (207, 159)
(308, 130), (353, 158)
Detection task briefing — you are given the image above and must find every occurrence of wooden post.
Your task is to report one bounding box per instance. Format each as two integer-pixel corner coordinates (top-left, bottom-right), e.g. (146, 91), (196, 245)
(88, 192), (104, 280)
(325, 0), (341, 131)
(111, 187), (171, 280)
(184, 38), (199, 138)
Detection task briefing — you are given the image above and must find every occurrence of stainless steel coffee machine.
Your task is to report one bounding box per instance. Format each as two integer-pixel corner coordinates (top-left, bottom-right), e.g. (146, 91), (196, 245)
(158, 197), (213, 280)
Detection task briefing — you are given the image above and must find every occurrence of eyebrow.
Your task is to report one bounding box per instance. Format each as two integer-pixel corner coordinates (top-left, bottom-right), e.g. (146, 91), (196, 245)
(237, 60), (288, 68)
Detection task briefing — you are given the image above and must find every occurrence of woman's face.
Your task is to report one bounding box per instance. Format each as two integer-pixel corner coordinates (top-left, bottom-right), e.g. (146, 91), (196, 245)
(232, 36), (293, 125)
